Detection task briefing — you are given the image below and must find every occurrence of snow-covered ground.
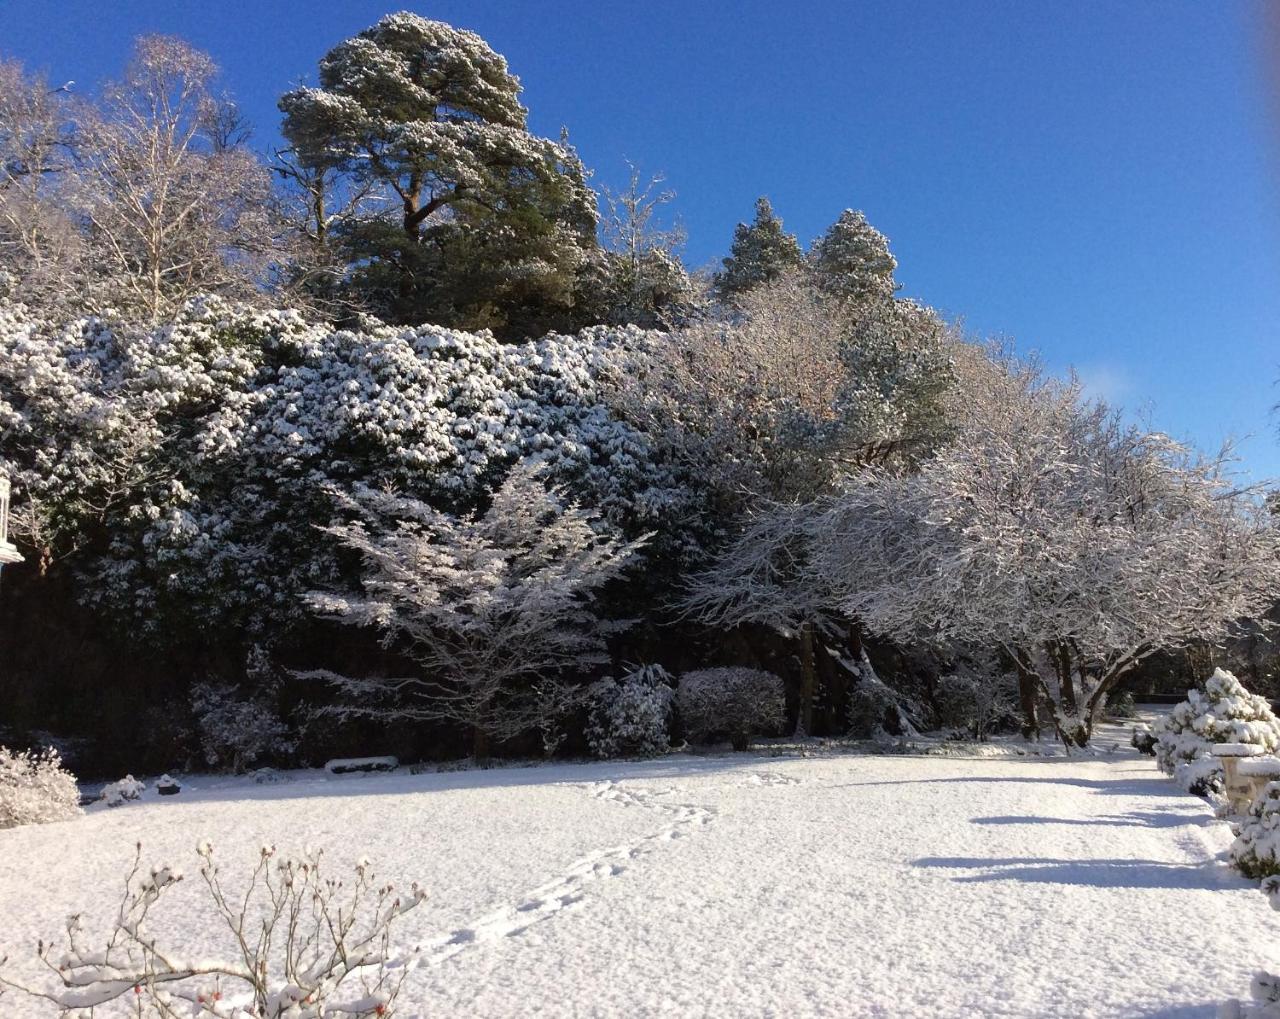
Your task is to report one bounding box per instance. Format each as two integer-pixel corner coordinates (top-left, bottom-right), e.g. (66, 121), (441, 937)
(1, 729), (1277, 1017)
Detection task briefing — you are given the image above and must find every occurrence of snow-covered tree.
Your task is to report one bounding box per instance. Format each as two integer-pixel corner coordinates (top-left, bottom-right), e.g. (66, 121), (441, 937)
(713, 197), (802, 300)
(305, 465), (647, 757)
(643, 277), (953, 731)
(575, 163), (697, 329)
(279, 12), (596, 333)
(585, 664), (674, 758)
(78, 36), (277, 319)
(812, 361), (1280, 746)
(0, 747), (81, 829)
(677, 667), (786, 751)
(808, 208), (897, 304)
(1155, 669), (1280, 793)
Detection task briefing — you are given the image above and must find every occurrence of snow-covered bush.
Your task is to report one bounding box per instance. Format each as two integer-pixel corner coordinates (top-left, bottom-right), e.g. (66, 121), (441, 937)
(1155, 669), (1280, 795)
(0, 747), (81, 829)
(935, 670), (1018, 741)
(191, 682), (295, 773)
(1231, 781), (1280, 880)
(585, 664), (674, 758)
(0, 842), (424, 1016)
(1131, 726), (1158, 756)
(677, 668), (786, 751)
(100, 774), (145, 807)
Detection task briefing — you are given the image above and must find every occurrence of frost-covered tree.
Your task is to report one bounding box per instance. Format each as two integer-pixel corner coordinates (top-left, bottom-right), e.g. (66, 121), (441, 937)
(808, 208), (898, 304)
(575, 163), (696, 329)
(812, 362), (1280, 746)
(305, 465), (647, 756)
(0, 60), (83, 313)
(77, 36), (278, 319)
(1155, 669), (1280, 794)
(643, 276), (953, 731)
(279, 13), (597, 333)
(713, 196), (802, 300)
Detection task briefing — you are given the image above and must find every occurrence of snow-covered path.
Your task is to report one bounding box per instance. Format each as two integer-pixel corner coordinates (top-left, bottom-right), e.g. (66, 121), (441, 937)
(1, 748), (1277, 1018)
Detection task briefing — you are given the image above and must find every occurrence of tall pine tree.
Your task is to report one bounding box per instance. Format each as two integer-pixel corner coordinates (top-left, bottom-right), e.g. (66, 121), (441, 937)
(714, 196), (802, 300)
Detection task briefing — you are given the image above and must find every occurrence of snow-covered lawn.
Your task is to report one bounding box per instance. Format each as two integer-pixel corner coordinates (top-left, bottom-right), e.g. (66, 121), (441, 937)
(2, 740), (1277, 1018)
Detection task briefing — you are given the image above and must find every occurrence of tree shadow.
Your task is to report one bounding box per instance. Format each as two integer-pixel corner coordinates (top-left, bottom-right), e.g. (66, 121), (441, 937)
(912, 855), (1242, 890)
(971, 809), (1212, 830)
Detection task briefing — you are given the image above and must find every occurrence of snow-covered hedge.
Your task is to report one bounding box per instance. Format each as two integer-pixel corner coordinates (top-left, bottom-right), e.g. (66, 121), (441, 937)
(678, 667), (786, 751)
(1231, 781), (1280, 880)
(1154, 669), (1280, 795)
(585, 664), (674, 758)
(0, 747), (81, 829)
(0, 298), (688, 637)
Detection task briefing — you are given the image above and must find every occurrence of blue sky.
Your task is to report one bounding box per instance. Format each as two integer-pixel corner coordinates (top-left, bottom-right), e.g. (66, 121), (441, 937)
(3, 0), (1278, 479)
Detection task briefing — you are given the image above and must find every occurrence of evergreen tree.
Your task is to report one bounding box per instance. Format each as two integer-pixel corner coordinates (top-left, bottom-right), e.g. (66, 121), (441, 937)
(279, 13), (597, 335)
(808, 208), (898, 304)
(713, 196), (802, 300)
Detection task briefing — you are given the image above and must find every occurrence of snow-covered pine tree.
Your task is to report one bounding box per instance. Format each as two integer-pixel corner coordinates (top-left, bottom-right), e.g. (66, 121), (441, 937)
(1155, 668), (1280, 794)
(279, 12), (597, 334)
(808, 208), (898, 304)
(713, 197), (803, 300)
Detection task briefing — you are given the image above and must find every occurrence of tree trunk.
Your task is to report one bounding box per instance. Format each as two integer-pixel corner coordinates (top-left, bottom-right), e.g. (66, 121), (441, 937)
(472, 725), (490, 762)
(1015, 660), (1040, 740)
(796, 621), (816, 738)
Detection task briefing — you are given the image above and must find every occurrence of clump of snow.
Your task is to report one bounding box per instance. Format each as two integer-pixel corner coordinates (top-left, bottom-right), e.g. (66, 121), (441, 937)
(1155, 669), (1280, 795)
(1213, 743), (1268, 758)
(585, 664), (674, 758)
(100, 774), (145, 807)
(678, 667), (785, 751)
(0, 746), (81, 829)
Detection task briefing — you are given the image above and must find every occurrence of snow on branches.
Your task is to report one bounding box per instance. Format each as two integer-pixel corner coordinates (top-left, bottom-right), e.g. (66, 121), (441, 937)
(0, 746), (80, 829)
(304, 464), (647, 754)
(811, 362), (1280, 746)
(0, 842), (424, 1017)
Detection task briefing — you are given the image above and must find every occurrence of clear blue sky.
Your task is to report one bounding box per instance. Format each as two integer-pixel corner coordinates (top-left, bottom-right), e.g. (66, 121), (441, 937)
(3, 0), (1279, 479)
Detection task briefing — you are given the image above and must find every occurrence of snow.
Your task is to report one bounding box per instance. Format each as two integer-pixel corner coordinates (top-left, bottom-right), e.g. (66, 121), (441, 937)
(2, 734), (1278, 1017)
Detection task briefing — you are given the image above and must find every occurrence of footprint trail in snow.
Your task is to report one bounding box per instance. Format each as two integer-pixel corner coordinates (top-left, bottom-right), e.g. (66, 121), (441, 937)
(421, 779), (716, 964)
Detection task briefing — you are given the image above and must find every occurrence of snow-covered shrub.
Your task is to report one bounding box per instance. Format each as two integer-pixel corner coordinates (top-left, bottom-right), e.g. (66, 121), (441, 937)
(0, 842), (424, 1015)
(1154, 669), (1280, 795)
(191, 682), (295, 773)
(585, 664), (674, 758)
(0, 747), (81, 829)
(677, 668), (786, 751)
(1231, 781), (1280, 880)
(935, 670), (1018, 741)
(100, 774), (146, 807)
(1131, 726), (1158, 756)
